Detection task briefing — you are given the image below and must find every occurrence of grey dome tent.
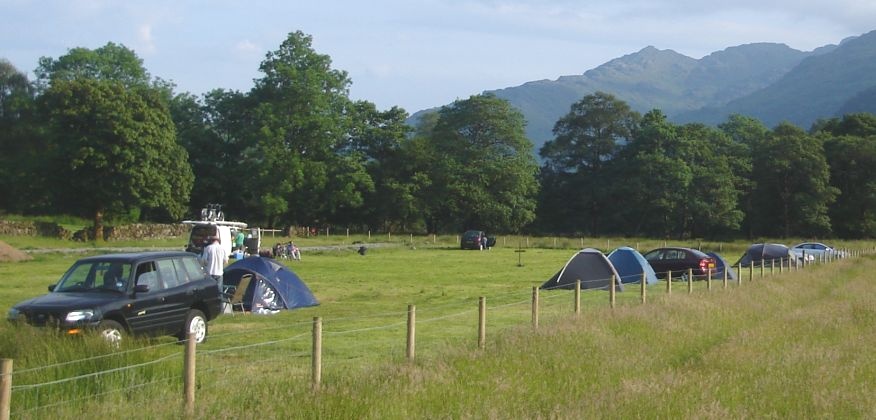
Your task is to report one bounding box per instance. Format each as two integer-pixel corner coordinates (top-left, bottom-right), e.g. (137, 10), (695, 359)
(736, 243), (795, 268)
(223, 257), (319, 314)
(706, 252), (738, 281)
(608, 246), (658, 285)
(541, 248), (623, 291)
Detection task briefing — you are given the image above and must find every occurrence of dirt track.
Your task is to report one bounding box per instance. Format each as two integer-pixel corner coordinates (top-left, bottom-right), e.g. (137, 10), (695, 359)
(21, 242), (398, 255)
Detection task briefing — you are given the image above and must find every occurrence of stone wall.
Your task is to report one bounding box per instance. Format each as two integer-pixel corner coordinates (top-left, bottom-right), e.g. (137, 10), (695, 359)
(104, 223), (189, 240)
(0, 220), (71, 239)
(0, 220), (188, 241)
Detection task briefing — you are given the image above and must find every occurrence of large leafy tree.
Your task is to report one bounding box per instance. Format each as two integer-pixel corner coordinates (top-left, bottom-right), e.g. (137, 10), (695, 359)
(750, 123), (836, 237)
(615, 110), (690, 237)
(674, 123), (744, 238)
(35, 42), (150, 91)
(420, 94), (538, 233)
(240, 31), (373, 227)
(817, 114), (876, 237)
(170, 90), (248, 220)
(37, 44), (193, 236)
(344, 101), (417, 231)
(539, 92), (639, 234)
(718, 114), (764, 238)
(0, 59), (43, 213)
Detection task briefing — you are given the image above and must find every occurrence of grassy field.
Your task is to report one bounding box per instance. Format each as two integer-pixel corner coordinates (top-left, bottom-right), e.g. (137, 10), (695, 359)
(0, 236), (874, 418)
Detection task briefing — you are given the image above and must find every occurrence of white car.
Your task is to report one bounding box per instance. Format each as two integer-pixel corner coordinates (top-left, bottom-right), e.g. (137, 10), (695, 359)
(790, 242), (844, 261)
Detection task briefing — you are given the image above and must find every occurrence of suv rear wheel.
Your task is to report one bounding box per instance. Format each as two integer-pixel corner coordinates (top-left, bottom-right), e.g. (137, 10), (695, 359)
(179, 309), (208, 344)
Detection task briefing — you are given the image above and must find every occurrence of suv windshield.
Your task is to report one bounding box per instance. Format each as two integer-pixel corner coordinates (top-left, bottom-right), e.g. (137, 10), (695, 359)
(55, 261), (132, 293)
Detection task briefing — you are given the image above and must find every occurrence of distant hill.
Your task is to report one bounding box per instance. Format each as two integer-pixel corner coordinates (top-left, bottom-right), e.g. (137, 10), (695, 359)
(677, 30), (876, 127)
(486, 43), (823, 149)
(409, 31), (876, 156)
(408, 30), (876, 156)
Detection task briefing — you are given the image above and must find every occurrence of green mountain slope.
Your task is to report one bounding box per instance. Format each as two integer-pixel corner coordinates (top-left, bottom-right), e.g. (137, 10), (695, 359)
(677, 30), (876, 128)
(486, 43), (814, 151)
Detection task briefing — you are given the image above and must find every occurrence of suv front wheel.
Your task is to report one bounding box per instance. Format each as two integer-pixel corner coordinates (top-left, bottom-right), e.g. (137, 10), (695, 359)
(179, 309), (208, 344)
(98, 319), (125, 348)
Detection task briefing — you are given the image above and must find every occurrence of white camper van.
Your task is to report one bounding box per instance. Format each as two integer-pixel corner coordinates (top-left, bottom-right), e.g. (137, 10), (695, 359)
(182, 204), (247, 256)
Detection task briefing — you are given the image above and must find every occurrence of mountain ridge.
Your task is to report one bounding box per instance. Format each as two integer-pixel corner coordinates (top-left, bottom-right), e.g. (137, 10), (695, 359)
(410, 30), (876, 155)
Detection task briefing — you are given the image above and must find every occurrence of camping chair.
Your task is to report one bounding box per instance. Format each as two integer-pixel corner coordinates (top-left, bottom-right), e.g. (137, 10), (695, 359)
(223, 274), (252, 316)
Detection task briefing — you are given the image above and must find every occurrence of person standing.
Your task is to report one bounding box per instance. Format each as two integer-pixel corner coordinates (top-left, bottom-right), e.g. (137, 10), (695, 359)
(201, 236), (228, 291)
(234, 230), (246, 253)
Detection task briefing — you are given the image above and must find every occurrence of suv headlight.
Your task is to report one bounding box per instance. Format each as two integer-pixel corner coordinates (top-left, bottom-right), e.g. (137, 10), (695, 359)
(65, 309), (97, 323)
(7, 307), (20, 321)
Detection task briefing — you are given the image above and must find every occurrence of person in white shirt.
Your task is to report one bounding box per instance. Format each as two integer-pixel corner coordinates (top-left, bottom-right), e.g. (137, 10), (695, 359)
(201, 236), (228, 291)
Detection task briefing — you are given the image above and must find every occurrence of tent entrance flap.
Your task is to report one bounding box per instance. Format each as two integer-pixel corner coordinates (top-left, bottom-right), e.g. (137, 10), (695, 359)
(223, 257), (319, 313)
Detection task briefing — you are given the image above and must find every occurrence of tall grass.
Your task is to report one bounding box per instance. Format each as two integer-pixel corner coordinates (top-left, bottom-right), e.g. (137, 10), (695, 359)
(0, 240), (873, 418)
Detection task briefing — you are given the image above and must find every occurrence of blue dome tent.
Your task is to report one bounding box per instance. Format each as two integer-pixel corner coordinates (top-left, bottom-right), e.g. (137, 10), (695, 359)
(223, 257), (319, 314)
(706, 251), (738, 281)
(607, 246), (658, 285)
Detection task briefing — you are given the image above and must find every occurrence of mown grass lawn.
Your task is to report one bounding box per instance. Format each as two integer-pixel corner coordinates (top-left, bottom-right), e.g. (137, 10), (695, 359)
(0, 237), (873, 418)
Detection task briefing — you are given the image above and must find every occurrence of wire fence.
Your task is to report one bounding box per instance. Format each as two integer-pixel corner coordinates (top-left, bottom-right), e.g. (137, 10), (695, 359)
(0, 248), (862, 418)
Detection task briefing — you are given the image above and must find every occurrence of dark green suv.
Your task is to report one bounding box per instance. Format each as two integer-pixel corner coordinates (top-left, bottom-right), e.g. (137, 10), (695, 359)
(7, 251), (223, 346)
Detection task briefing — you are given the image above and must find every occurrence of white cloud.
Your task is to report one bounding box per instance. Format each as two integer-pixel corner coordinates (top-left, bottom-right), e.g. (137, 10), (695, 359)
(234, 40), (261, 55)
(137, 24), (156, 54)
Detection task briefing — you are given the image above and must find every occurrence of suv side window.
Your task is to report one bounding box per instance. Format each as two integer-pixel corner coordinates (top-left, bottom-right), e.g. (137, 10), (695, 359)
(156, 259), (180, 289)
(135, 262), (163, 292)
(180, 257), (206, 282)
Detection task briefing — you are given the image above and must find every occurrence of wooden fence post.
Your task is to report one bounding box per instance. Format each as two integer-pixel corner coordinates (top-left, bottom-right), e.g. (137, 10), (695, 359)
(312, 317), (322, 390)
(707, 267), (712, 291)
(183, 333), (196, 416)
(779, 258), (784, 274)
(687, 268), (693, 294)
(666, 270), (672, 295)
(0, 358), (11, 420)
(532, 287), (539, 328)
(640, 271), (647, 304)
(407, 305), (416, 361)
(770, 259), (775, 275)
(574, 280), (581, 315)
(609, 275), (616, 308)
(760, 261), (764, 278)
(723, 267), (728, 289)
(478, 297), (486, 349)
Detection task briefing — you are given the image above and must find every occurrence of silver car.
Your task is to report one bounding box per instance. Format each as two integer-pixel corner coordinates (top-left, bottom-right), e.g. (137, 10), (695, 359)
(790, 242), (845, 261)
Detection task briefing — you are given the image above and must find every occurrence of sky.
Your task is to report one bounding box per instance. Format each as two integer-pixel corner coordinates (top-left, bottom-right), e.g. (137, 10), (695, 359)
(3, 1), (875, 113)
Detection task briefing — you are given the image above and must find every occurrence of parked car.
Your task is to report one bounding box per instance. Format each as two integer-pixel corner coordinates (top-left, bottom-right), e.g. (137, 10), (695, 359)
(7, 252), (223, 346)
(460, 230), (496, 250)
(737, 243), (797, 267)
(642, 247), (716, 279)
(790, 242), (844, 261)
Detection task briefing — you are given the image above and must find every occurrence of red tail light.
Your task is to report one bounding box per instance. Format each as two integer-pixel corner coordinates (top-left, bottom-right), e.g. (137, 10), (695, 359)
(698, 258), (715, 274)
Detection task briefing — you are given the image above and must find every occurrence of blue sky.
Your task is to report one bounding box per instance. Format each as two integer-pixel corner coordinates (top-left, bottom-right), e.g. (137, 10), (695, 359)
(3, 1), (874, 113)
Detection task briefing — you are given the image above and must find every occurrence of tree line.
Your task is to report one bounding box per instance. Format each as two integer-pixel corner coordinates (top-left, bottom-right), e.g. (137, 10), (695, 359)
(1, 31), (875, 239)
